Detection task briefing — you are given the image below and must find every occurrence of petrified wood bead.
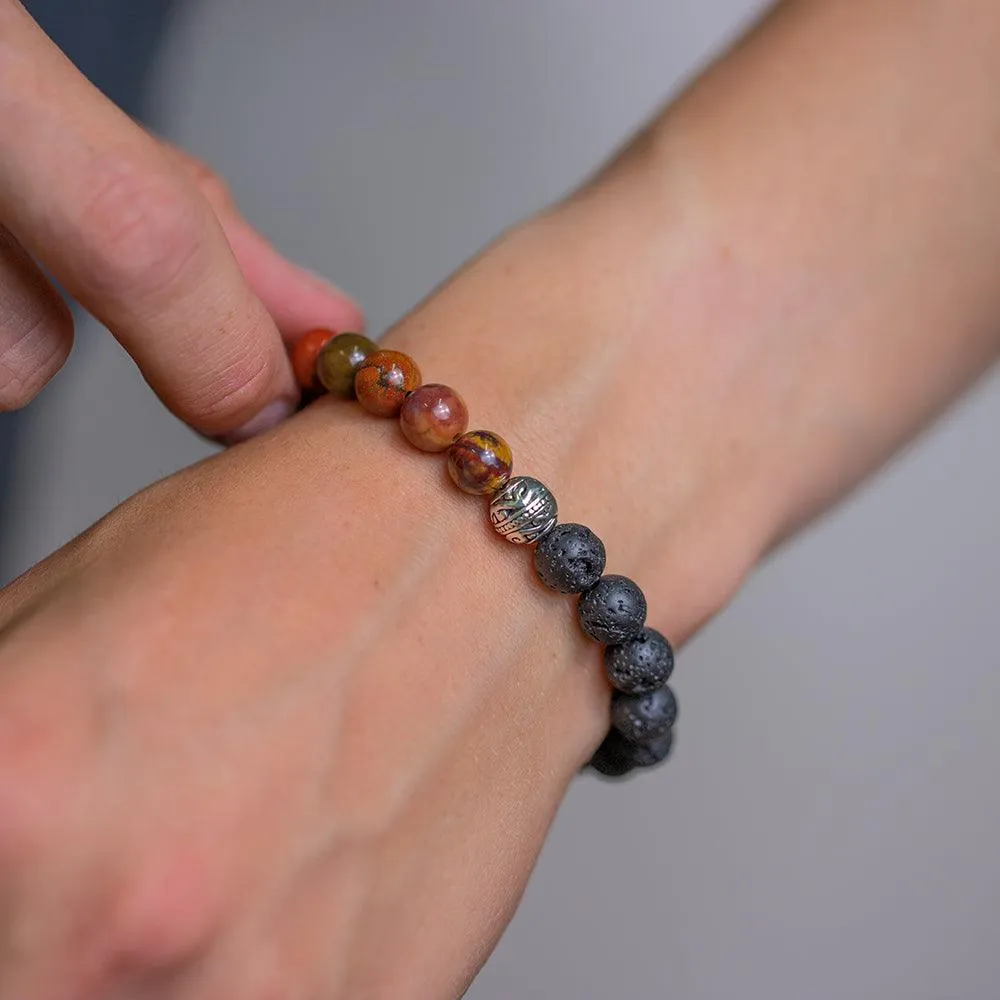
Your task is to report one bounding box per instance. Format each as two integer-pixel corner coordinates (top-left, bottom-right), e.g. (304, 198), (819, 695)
(399, 383), (469, 452)
(354, 349), (422, 416)
(447, 430), (513, 495)
(315, 332), (378, 398)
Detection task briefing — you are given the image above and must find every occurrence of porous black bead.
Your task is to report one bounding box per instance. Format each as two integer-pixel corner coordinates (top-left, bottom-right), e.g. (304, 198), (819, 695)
(627, 729), (674, 768)
(604, 627), (675, 694)
(577, 574), (647, 644)
(533, 523), (607, 594)
(611, 685), (678, 742)
(588, 728), (674, 779)
(588, 732), (636, 778)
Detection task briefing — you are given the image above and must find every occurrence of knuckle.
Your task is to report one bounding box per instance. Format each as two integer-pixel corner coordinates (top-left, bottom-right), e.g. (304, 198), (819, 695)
(74, 151), (207, 300)
(183, 155), (234, 211)
(106, 850), (221, 970)
(0, 701), (75, 867)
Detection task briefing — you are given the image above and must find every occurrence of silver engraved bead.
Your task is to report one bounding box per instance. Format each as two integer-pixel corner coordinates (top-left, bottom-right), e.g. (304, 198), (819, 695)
(489, 476), (558, 544)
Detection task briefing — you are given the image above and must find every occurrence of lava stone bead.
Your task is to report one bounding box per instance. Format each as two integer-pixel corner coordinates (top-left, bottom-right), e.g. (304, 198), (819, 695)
(626, 729), (674, 768)
(589, 728), (674, 778)
(576, 574), (647, 644)
(611, 686), (677, 742)
(588, 731), (636, 778)
(399, 383), (469, 452)
(315, 332), (378, 398)
(604, 627), (675, 694)
(533, 523), (606, 594)
(447, 430), (513, 495)
(290, 328), (336, 393)
(355, 349), (422, 416)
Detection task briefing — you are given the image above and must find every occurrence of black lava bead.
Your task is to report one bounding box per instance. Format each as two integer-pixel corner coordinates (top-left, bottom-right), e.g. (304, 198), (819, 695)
(626, 729), (674, 768)
(577, 574), (647, 644)
(588, 732), (636, 778)
(533, 523), (606, 594)
(604, 627), (675, 694)
(611, 686), (678, 742)
(588, 728), (674, 778)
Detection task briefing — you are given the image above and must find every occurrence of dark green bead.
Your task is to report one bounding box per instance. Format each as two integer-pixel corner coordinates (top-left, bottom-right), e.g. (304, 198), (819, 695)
(316, 332), (379, 398)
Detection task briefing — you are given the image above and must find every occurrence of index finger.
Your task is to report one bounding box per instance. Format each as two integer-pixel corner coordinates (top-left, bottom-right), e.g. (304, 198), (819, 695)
(0, 2), (298, 438)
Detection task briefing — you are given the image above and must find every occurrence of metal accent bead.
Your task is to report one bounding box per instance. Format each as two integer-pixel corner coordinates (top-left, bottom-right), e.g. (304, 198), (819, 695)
(488, 476), (558, 545)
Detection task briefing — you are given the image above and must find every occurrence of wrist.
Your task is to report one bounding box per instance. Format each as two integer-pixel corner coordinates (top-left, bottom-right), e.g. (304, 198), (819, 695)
(379, 201), (772, 647)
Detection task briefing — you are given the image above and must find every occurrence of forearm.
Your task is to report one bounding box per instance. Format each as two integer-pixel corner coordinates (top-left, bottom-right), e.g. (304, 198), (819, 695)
(5, 3), (1000, 992)
(379, 0), (1000, 650)
(582, 0), (1000, 540)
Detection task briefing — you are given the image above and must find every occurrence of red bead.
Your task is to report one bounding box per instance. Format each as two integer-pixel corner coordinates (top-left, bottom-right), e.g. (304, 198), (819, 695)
(399, 383), (469, 452)
(355, 350), (422, 416)
(290, 328), (337, 393)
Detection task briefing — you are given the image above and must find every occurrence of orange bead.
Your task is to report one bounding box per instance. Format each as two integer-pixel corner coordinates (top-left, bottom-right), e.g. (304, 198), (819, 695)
(290, 328), (337, 393)
(355, 350), (422, 416)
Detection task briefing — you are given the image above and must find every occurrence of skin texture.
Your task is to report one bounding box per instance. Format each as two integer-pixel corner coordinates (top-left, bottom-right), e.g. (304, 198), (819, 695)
(0, 0), (362, 438)
(4, 0), (1000, 996)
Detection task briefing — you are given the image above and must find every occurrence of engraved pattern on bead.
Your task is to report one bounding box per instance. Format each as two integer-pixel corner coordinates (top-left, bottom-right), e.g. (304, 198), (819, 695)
(488, 476), (558, 544)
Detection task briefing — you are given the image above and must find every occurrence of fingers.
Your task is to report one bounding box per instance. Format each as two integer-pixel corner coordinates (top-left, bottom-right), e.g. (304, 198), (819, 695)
(0, 4), (296, 439)
(0, 226), (73, 411)
(166, 147), (366, 340)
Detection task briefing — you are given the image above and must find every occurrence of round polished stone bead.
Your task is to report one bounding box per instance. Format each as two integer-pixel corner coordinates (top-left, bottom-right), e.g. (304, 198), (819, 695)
(290, 328), (337, 393)
(604, 627), (675, 694)
(533, 523), (606, 593)
(489, 476), (558, 544)
(399, 383), (469, 452)
(577, 574), (647, 644)
(589, 728), (674, 778)
(316, 332), (379, 398)
(447, 430), (513, 495)
(354, 349), (422, 416)
(611, 686), (677, 743)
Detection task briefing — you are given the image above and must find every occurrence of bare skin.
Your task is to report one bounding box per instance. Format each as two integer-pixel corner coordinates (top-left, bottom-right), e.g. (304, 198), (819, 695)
(3, 0), (1000, 996)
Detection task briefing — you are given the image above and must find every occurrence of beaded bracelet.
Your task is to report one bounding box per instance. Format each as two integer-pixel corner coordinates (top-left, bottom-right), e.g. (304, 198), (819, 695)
(290, 328), (679, 778)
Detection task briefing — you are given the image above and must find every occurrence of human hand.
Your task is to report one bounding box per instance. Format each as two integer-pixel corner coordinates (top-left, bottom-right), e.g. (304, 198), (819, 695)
(0, 0), (362, 441)
(0, 198), (763, 997)
(6, 0), (1000, 994)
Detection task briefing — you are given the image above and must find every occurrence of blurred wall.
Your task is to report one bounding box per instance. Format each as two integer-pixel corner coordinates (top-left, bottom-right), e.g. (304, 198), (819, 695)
(6, 2), (1000, 998)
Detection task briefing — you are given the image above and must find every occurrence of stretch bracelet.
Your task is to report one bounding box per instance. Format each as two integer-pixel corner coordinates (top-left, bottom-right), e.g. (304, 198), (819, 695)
(290, 329), (679, 779)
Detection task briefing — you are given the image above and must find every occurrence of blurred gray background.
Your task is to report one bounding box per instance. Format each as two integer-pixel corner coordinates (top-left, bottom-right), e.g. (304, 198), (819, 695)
(5, 2), (1000, 997)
